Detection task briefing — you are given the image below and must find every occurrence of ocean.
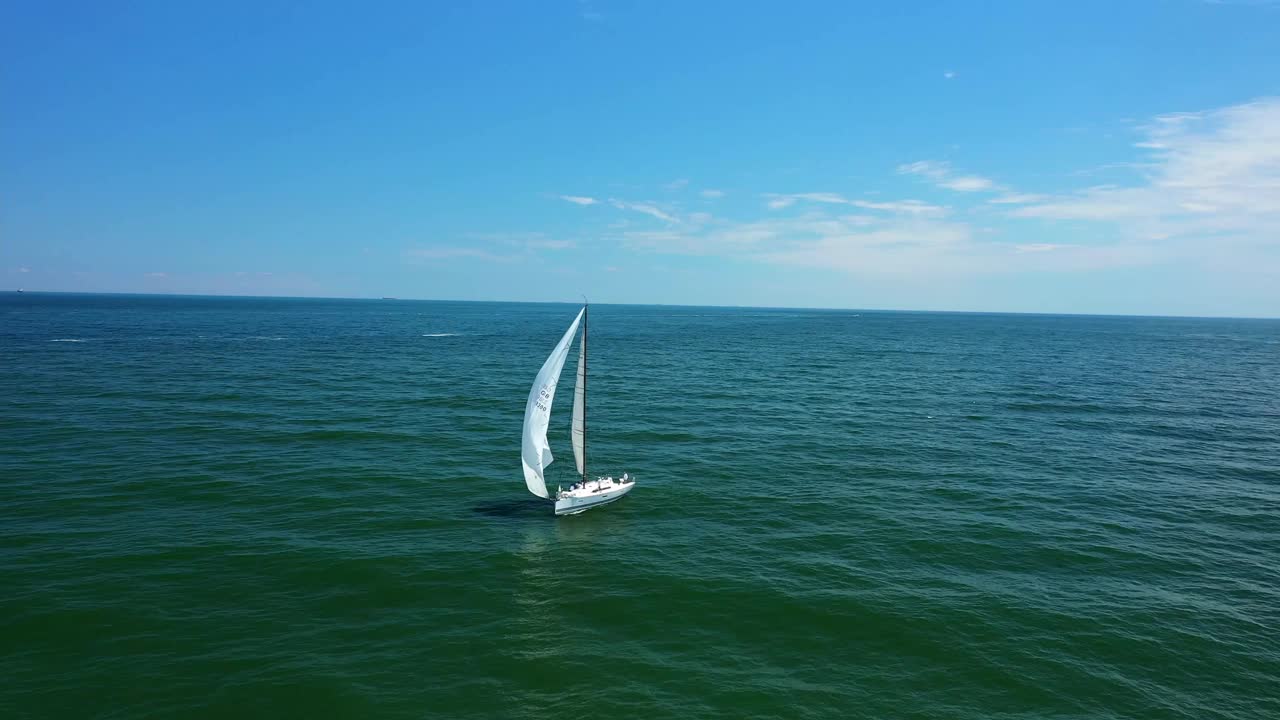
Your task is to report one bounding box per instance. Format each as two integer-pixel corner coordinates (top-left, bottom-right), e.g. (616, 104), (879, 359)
(2, 293), (1277, 719)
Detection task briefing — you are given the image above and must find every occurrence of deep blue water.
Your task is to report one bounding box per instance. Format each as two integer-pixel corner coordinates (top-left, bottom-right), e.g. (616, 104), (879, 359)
(2, 293), (1278, 719)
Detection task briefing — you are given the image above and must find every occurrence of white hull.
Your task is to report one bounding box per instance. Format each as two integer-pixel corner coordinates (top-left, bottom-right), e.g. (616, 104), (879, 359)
(554, 475), (635, 516)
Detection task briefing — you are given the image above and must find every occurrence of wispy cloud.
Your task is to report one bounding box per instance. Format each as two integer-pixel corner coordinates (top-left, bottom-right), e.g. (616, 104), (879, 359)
(898, 160), (997, 192)
(757, 219), (978, 274)
(940, 176), (995, 192)
(663, 178), (690, 191)
(765, 192), (947, 216)
(897, 161), (949, 180)
(1009, 97), (1280, 247)
(421, 233), (579, 260)
(850, 199), (949, 215)
(560, 195), (598, 206)
(944, 70), (957, 79)
(542, 100), (1280, 295)
(525, 239), (576, 250)
(989, 193), (1048, 204)
(616, 209), (1149, 276)
(701, 189), (726, 199)
(407, 247), (517, 263)
(145, 272), (168, 278)
(609, 199), (677, 223)
(790, 192), (849, 204)
(18, 267), (30, 273)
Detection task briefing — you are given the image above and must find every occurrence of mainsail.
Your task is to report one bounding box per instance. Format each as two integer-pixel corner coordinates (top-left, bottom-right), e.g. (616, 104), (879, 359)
(521, 309), (585, 499)
(571, 307), (587, 479)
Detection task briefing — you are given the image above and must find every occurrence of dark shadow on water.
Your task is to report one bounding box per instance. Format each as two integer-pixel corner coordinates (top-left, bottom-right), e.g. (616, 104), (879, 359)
(472, 497), (551, 520)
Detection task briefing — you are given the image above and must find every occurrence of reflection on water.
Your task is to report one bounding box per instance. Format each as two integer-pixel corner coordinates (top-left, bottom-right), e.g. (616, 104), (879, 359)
(503, 503), (636, 649)
(507, 523), (565, 665)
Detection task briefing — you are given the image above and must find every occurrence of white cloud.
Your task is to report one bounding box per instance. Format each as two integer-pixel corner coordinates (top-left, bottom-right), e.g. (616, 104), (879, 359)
(765, 192), (851, 207)
(663, 179), (690, 191)
(525, 239), (576, 250)
(18, 267), (30, 273)
(897, 160), (950, 180)
(145, 272), (168, 278)
(407, 233), (576, 265)
(1010, 97), (1280, 247)
(560, 195), (598, 206)
(546, 99), (1280, 301)
(939, 176), (995, 192)
(609, 199), (677, 223)
(610, 187), (1161, 276)
(758, 219), (979, 274)
(618, 210), (1157, 276)
(701, 189), (726, 199)
(989, 193), (1048, 204)
(944, 70), (956, 79)
(792, 192), (850, 204)
(765, 192), (947, 216)
(849, 199), (948, 216)
(407, 247), (516, 262)
(899, 160), (997, 193)
(618, 212), (1007, 275)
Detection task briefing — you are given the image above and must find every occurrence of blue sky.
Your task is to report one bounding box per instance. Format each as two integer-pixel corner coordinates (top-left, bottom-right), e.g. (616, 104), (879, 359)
(4, 0), (1279, 316)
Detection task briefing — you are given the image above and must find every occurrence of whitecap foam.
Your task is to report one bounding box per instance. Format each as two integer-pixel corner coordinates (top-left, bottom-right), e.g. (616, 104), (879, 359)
(50, 338), (87, 343)
(422, 333), (457, 337)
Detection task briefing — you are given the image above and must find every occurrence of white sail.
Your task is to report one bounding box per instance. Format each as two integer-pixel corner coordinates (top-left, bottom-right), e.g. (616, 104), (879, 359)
(521, 309), (585, 499)
(571, 321), (586, 477)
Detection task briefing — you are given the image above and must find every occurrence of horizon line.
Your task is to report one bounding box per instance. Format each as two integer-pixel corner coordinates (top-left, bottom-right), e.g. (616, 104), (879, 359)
(4, 289), (1277, 321)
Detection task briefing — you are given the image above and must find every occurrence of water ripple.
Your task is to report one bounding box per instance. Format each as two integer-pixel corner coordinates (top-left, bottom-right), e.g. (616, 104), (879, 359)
(1, 296), (1277, 718)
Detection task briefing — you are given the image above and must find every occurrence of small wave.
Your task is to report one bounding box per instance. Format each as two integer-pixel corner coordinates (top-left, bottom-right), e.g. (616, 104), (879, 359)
(50, 338), (87, 342)
(614, 430), (701, 443)
(422, 333), (457, 337)
(245, 336), (287, 341)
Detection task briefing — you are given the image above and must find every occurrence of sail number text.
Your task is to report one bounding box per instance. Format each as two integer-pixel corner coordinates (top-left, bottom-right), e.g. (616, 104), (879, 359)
(535, 384), (555, 413)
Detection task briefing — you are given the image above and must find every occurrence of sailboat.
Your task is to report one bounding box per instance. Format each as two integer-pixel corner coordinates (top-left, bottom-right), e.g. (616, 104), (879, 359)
(521, 303), (635, 516)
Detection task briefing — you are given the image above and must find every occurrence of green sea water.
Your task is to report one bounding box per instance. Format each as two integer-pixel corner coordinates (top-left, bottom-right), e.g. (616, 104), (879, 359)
(2, 293), (1278, 719)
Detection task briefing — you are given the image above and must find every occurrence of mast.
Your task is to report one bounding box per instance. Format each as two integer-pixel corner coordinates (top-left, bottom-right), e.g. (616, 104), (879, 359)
(582, 301), (588, 484)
